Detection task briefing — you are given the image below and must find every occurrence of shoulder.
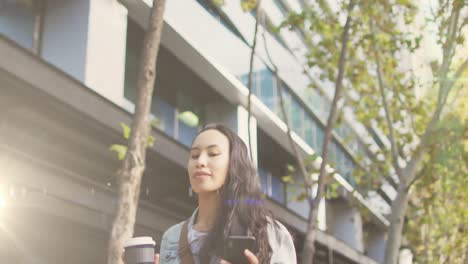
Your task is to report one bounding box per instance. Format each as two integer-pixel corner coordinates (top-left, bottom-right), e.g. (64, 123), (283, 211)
(266, 219), (297, 264)
(159, 221), (185, 264)
(266, 218), (291, 243)
(161, 221), (185, 245)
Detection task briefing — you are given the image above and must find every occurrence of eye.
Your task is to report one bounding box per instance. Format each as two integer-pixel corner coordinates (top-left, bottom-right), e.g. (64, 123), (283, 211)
(209, 153), (220, 157)
(191, 154), (200, 159)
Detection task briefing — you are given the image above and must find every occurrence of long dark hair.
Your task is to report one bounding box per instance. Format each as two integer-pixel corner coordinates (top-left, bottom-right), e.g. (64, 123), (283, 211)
(197, 124), (274, 263)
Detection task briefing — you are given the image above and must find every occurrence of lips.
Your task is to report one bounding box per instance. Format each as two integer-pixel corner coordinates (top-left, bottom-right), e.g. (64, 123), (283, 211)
(194, 171), (212, 178)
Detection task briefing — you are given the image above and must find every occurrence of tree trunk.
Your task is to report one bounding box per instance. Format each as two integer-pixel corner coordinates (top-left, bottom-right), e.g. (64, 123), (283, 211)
(301, 0), (355, 262)
(384, 183), (410, 264)
(301, 201), (319, 263)
(107, 1), (166, 264)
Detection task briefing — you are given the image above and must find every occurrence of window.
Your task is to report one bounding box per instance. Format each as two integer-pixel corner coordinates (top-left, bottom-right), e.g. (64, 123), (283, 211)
(270, 175), (284, 203)
(258, 166), (270, 195)
(257, 166), (284, 204)
(176, 92), (201, 147)
(0, 0), (35, 49)
(315, 125), (324, 156)
(125, 20), (203, 147)
(292, 98), (304, 137)
(152, 97), (176, 138)
(286, 177), (310, 219)
(259, 69), (275, 110)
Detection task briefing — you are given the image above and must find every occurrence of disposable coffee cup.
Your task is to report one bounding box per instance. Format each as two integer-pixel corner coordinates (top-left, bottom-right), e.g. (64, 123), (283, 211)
(123, 236), (156, 264)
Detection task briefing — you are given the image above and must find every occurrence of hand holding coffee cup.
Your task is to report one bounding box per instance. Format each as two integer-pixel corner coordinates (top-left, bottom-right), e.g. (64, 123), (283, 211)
(123, 236), (156, 264)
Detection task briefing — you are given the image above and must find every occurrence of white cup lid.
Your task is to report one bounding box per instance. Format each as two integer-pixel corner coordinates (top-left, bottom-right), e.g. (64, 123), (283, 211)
(123, 236), (156, 248)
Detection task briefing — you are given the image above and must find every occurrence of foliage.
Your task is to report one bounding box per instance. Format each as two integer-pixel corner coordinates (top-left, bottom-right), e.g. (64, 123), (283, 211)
(405, 100), (467, 263)
(275, 0), (466, 262)
(110, 119), (158, 160)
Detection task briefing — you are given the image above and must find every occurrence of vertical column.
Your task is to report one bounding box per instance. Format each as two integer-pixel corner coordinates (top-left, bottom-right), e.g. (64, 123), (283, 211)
(84, 0), (128, 105)
(41, 0), (128, 105)
(399, 248), (414, 264)
(326, 198), (364, 252)
(204, 102), (258, 167)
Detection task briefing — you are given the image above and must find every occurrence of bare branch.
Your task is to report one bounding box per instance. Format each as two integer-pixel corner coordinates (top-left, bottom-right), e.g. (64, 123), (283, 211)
(314, 0), (356, 208)
(404, 5), (464, 186)
(261, 30), (311, 199)
(369, 19), (402, 177)
(246, 0), (262, 160)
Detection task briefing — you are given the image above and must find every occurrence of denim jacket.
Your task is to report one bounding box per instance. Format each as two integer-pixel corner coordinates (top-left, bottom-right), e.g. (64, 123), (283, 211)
(159, 209), (297, 264)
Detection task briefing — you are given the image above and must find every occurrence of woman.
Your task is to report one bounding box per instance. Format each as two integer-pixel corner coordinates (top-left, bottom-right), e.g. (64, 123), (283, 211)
(157, 124), (296, 264)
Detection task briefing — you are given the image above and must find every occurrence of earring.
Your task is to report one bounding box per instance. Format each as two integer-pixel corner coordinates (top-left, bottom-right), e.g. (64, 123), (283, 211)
(188, 187), (193, 197)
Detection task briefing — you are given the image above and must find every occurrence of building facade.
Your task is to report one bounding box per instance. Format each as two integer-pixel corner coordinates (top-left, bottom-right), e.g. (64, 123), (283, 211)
(0, 0), (393, 263)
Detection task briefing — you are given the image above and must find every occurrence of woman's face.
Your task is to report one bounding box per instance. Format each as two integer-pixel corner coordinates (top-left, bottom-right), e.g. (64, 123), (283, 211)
(188, 129), (230, 194)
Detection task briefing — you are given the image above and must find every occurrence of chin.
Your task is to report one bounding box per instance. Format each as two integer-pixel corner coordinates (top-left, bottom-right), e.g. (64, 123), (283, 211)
(195, 188), (219, 195)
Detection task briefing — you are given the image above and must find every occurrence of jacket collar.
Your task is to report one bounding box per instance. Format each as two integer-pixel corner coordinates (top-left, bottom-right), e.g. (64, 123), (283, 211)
(187, 207), (199, 232)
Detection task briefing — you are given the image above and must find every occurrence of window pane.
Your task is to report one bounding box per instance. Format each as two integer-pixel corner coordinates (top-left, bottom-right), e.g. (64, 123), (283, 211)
(176, 92), (202, 147)
(305, 116), (315, 148)
(178, 113), (199, 147)
(0, 0), (34, 49)
(292, 98), (303, 137)
(316, 126), (324, 156)
(258, 166), (269, 195)
(286, 178), (309, 219)
(259, 69), (275, 109)
(152, 97), (175, 138)
(270, 175), (284, 203)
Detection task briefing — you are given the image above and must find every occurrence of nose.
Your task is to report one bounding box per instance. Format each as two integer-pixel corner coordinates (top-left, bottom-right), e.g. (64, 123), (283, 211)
(195, 153), (207, 168)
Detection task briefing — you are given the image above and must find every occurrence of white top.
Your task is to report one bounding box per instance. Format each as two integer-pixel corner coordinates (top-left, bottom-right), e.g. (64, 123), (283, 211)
(188, 227), (209, 264)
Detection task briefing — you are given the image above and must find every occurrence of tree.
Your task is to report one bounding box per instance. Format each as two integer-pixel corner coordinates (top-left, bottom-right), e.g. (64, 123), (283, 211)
(270, 0), (361, 262)
(405, 94), (467, 263)
(107, 1), (167, 264)
(357, 1), (467, 262)
(275, 0), (466, 263)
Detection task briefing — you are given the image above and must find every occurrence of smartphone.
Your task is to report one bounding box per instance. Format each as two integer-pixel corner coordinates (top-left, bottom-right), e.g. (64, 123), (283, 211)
(222, 235), (256, 264)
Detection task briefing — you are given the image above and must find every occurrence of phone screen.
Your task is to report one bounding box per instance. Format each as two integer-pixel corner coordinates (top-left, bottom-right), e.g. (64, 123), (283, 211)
(222, 236), (256, 264)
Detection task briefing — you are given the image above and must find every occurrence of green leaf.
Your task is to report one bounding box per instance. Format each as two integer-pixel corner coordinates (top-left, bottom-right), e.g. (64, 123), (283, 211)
(296, 192), (308, 202)
(109, 144), (127, 160)
(120, 122), (131, 140)
(151, 117), (160, 128)
(240, 0), (257, 12)
(178, 111), (199, 127)
(147, 135), (155, 147)
(281, 175), (295, 184)
(212, 0), (225, 7)
(286, 164), (296, 173)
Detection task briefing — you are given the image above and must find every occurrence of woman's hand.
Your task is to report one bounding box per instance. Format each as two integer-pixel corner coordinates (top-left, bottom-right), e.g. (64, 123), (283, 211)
(219, 249), (258, 264)
(243, 249), (259, 264)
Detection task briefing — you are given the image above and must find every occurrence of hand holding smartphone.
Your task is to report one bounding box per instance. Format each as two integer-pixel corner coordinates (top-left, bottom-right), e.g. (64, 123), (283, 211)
(222, 235), (256, 264)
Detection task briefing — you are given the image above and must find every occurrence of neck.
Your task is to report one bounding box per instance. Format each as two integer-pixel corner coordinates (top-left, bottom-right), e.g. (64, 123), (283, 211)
(195, 191), (220, 232)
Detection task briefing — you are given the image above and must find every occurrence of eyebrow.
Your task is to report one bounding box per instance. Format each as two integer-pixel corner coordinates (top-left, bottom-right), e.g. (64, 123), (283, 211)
(190, 144), (220, 151)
